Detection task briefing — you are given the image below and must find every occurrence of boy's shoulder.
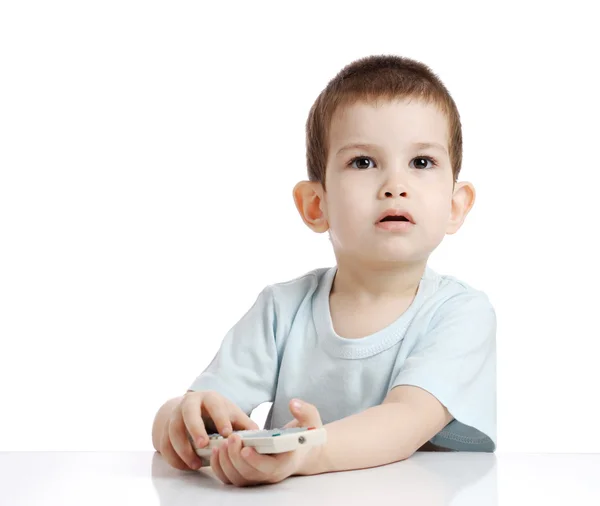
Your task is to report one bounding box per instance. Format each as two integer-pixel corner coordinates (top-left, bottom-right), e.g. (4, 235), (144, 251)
(425, 265), (490, 296)
(422, 265), (496, 320)
(264, 266), (331, 301)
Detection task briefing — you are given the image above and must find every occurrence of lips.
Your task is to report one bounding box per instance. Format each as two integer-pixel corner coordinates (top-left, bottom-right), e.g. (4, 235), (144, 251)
(375, 208), (415, 224)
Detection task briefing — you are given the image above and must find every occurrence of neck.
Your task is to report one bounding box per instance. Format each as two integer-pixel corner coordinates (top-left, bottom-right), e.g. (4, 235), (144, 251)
(331, 256), (427, 302)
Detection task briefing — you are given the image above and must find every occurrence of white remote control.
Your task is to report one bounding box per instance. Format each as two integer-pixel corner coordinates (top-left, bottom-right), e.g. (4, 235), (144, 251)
(191, 427), (327, 466)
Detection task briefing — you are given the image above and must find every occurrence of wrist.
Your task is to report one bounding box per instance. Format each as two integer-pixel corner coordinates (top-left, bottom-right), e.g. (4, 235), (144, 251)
(295, 443), (327, 476)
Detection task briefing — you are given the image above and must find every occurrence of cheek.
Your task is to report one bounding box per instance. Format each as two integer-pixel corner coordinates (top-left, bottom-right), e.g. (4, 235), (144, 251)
(327, 192), (366, 229)
(427, 201), (450, 220)
(424, 199), (454, 234)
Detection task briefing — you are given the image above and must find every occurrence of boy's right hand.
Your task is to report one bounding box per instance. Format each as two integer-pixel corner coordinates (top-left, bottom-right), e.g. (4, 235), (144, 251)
(159, 390), (259, 471)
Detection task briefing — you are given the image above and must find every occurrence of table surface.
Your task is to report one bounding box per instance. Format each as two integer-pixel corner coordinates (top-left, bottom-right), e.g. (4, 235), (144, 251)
(1, 451), (599, 505)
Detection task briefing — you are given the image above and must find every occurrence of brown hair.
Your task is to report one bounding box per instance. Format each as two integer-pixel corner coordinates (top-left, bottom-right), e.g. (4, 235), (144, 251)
(305, 54), (463, 190)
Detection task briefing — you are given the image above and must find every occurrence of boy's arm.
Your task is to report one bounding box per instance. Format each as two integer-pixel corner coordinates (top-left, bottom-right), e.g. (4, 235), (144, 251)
(299, 290), (497, 475)
(297, 385), (452, 475)
(188, 286), (280, 416)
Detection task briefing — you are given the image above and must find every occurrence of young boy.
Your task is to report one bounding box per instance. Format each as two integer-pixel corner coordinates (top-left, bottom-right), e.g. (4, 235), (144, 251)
(151, 54), (497, 487)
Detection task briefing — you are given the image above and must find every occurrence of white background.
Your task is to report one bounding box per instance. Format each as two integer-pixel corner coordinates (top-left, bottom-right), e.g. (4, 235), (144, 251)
(1, 0), (598, 453)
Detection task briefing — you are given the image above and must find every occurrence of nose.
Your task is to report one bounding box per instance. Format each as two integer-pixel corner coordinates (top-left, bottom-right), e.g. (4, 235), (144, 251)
(378, 171), (408, 199)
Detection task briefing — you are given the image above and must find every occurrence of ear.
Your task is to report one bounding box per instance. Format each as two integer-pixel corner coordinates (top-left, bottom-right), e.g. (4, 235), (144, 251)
(446, 181), (476, 235)
(292, 180), (329, 233)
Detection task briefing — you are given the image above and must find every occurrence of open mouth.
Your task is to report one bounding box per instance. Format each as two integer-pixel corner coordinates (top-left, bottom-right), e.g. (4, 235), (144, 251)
(380, 216), (410, 222)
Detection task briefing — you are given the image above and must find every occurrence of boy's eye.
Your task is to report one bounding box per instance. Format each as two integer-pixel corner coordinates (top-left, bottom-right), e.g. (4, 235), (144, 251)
(348, 156), (376, 170)
(411, 157), (436, 170)
(348, 155), (437, 170)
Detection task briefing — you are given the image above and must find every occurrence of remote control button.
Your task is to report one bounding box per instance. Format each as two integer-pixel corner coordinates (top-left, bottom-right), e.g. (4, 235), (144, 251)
(308, 427), (315, 430)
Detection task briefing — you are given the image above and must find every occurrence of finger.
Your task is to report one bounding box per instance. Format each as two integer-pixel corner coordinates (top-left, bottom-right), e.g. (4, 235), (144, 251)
(168, 409), (203, 470)
(282, 419), (299, 429)
(227, 435), (261, 482)
(289, 398), (323, 428)
(210, 447), (231, 485)
(204, 393), (233, 437)
(159, 421), (193, 471)
(219, 439), (247, 487)
(272, 449), (298, 468)
(180, 394), (209, 447)
(239, 446), (281, 475)
(230, 408), (260, 431)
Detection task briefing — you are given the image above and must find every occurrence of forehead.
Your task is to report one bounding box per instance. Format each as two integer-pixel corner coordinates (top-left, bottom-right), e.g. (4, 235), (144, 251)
(328, 98), (449, 152)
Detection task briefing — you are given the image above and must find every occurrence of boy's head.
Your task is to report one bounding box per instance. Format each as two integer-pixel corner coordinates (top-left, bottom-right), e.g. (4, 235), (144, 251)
(293, 54), (475, 266)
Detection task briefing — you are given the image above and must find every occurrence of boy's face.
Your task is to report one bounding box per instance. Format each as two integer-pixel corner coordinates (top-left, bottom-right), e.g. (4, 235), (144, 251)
(317, 98), (472, 264)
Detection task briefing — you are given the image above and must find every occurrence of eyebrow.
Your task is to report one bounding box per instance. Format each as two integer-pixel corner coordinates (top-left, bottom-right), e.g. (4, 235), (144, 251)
(336, 142), (448, 156)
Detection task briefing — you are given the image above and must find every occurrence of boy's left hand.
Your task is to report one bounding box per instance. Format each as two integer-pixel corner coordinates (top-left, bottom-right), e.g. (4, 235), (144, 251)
(209, 398), (323, 487)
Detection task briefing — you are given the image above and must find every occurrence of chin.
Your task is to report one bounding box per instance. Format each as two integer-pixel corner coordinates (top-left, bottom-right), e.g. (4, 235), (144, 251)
(356, 249), (421, 265)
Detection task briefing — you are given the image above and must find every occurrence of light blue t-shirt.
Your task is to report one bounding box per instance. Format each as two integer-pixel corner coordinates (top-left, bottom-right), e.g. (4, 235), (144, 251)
(189, 264), (497, 452)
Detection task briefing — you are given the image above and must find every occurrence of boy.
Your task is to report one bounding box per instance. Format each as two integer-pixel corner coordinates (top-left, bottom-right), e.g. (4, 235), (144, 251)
(151, 54), (497, 487)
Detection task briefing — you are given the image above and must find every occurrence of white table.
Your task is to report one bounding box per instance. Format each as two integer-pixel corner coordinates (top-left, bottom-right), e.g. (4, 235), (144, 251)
(1, 451), (599, 505)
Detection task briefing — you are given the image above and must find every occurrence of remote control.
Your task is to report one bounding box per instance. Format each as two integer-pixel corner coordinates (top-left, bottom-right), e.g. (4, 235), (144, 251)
(190, 427), (327, 466)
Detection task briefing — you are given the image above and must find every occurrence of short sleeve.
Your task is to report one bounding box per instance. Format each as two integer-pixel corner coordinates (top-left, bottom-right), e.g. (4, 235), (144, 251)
(188, 286), (279, 416)
(390, 290), (497, 451)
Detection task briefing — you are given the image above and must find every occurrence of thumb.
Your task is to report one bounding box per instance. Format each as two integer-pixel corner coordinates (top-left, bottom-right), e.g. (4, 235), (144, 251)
(289, 399), (323, 428)
(282, 419), (299, 429)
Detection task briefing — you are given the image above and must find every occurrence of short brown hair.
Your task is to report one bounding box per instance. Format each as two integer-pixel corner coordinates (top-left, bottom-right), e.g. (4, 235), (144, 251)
(305, 54), (463, 190)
